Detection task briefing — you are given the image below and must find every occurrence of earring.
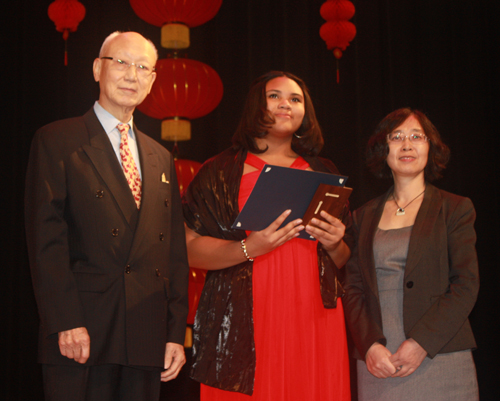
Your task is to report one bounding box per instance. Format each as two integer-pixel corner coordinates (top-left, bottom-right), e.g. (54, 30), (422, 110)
(294, 132), (304, 139)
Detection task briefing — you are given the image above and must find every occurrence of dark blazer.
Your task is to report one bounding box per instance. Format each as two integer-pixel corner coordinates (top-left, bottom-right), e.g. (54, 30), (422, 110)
(343, 184), (479, 361)
(25, 108), (189, 368)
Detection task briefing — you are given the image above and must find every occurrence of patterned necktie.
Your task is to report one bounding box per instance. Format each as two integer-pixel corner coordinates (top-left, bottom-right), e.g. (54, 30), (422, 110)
(117, 123), (142, 209)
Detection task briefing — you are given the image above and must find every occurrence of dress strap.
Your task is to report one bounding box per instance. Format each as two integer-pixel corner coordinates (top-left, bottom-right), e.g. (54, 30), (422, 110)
(245, 153), (310, 171)
(244, 153), (267, 170)
(290, 156), (309, 170)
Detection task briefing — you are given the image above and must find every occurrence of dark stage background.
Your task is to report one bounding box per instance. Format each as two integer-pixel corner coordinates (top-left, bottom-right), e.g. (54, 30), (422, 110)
(3, 1), (499, 400)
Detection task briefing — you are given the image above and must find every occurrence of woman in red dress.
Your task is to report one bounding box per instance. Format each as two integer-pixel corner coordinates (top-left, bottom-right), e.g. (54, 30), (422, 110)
(183, 71), (351, 400)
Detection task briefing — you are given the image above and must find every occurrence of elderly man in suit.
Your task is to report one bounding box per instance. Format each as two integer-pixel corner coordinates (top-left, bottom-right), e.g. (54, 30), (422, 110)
(25, 31), (189, 401)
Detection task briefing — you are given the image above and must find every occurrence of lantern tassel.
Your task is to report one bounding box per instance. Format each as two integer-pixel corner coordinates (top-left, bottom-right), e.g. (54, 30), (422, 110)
(336, 59), (340, 84)
(64, 39), (68, 66)
(172, 142), (180, 160)
(63, 29), (69, 66)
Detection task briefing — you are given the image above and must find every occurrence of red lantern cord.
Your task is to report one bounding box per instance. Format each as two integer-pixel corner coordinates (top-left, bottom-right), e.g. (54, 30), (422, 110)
(319, 0), (356, 83)
(48, 0), (86, 66)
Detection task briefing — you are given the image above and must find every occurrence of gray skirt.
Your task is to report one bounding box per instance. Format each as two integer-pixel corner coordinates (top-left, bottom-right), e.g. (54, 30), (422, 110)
(357, 349), (479, 401)
(357, 227), (479, 401)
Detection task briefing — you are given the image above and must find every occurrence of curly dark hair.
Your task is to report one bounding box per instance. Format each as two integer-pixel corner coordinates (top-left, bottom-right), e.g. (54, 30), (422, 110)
(232, 71), (324, 156)
(366, 108), (450, 181)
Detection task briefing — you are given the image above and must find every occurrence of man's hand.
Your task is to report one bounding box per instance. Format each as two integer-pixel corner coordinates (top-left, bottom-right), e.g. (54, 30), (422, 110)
(58, 327), (90, 364)
(161, 342), (186, 382)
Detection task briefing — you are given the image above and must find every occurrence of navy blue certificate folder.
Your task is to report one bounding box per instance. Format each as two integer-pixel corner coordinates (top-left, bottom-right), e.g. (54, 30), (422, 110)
(232, 164), (348, 240)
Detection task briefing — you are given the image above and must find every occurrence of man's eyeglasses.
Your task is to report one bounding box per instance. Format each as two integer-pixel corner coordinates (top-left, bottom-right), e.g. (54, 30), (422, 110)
(100, 57), (155, 78)
(387, 132), (428, 144)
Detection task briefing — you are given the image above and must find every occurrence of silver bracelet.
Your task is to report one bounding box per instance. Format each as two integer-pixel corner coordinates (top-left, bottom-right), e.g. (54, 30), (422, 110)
(240, 239), (254, 262)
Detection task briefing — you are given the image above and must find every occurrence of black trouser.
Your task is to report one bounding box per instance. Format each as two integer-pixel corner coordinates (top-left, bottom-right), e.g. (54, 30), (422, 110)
(42, 364), (162, 401)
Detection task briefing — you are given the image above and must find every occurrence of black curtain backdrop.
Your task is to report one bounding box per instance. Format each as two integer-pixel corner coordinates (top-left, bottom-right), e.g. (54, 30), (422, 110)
(3, 1), (498, 400)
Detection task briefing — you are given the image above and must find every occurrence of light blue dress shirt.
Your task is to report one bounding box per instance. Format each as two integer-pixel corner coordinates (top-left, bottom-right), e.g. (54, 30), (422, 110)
(93, 101), (142, 179)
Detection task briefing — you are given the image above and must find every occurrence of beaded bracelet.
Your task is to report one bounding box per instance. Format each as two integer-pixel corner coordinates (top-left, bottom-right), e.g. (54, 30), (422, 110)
(240, 239), (254, 262)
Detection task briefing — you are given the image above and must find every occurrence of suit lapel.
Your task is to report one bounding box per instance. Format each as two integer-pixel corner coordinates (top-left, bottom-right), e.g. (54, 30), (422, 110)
(405, 184), (442, 277)
(128, 128), (161, 258)
(81, 109), (138, 229)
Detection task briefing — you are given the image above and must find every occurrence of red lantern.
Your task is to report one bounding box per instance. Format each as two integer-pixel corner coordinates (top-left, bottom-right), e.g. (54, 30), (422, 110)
(173, 158), (206, 334)
(319, 0), (356, 82)
(186, 267), (207, 326)
(138, 57), (223, 141)
(130, 0), (222, 49)
(48, 0), (86, 66)
(175, 159), (202, 194)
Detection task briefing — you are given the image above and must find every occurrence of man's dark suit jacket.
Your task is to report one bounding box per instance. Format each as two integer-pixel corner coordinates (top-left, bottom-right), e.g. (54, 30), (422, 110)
(25, 108), (189, 368)
(343, 184), (479, 361)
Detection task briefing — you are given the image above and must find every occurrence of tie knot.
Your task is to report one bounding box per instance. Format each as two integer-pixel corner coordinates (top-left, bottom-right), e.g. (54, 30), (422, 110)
(117, 123), (130, 137)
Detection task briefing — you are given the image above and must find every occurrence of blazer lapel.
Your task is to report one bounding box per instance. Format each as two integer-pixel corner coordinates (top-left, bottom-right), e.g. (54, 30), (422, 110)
(405, 184), (442, 278)
(128, 129), (161, 258)
(80, 109), (138, 228)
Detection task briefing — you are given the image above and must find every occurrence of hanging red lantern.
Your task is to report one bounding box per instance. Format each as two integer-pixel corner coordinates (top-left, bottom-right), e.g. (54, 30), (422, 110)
(138, 56), (223, 141)
(319, 0), (356, 83)
(173, 158), (206, 341)
(186, 267), (206, 327)
(48, 0), (86, 66)
(175, 158), (202, 194)
(173, 158), (204, 325)
(130, 0), (222, 49)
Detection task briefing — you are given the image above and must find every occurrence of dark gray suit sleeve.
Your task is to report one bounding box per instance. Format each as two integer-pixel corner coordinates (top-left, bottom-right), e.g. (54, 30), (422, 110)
(343, 209), (387, 360)
(25, 128), (86, 337)
(408, 197), (479, 357)
(165, 155), (190, 345)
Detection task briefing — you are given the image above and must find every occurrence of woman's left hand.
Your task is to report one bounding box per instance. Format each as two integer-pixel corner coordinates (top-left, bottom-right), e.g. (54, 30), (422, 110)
(389, 338), (427, 378)
(305, 211), (345, 251)
(305, 211), (350, 267)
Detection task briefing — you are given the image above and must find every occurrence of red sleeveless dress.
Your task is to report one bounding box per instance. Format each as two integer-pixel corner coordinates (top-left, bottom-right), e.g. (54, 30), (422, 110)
(201, 153), (350, 400)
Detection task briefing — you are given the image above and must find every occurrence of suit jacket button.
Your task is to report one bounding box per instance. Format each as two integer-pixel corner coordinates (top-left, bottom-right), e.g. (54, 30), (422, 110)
(111, 228), (119, 237)
(156, 269), (161, 277)
(125, 265), (131, 274)
(164, 199), (169, 207)
(406, 281), (414, 289)
(95, 190), (104, 198)
(159, 233), (164, 241)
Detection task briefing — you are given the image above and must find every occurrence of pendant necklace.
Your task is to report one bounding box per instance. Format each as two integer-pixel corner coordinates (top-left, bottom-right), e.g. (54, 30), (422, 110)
(393, 188), (425, 216)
